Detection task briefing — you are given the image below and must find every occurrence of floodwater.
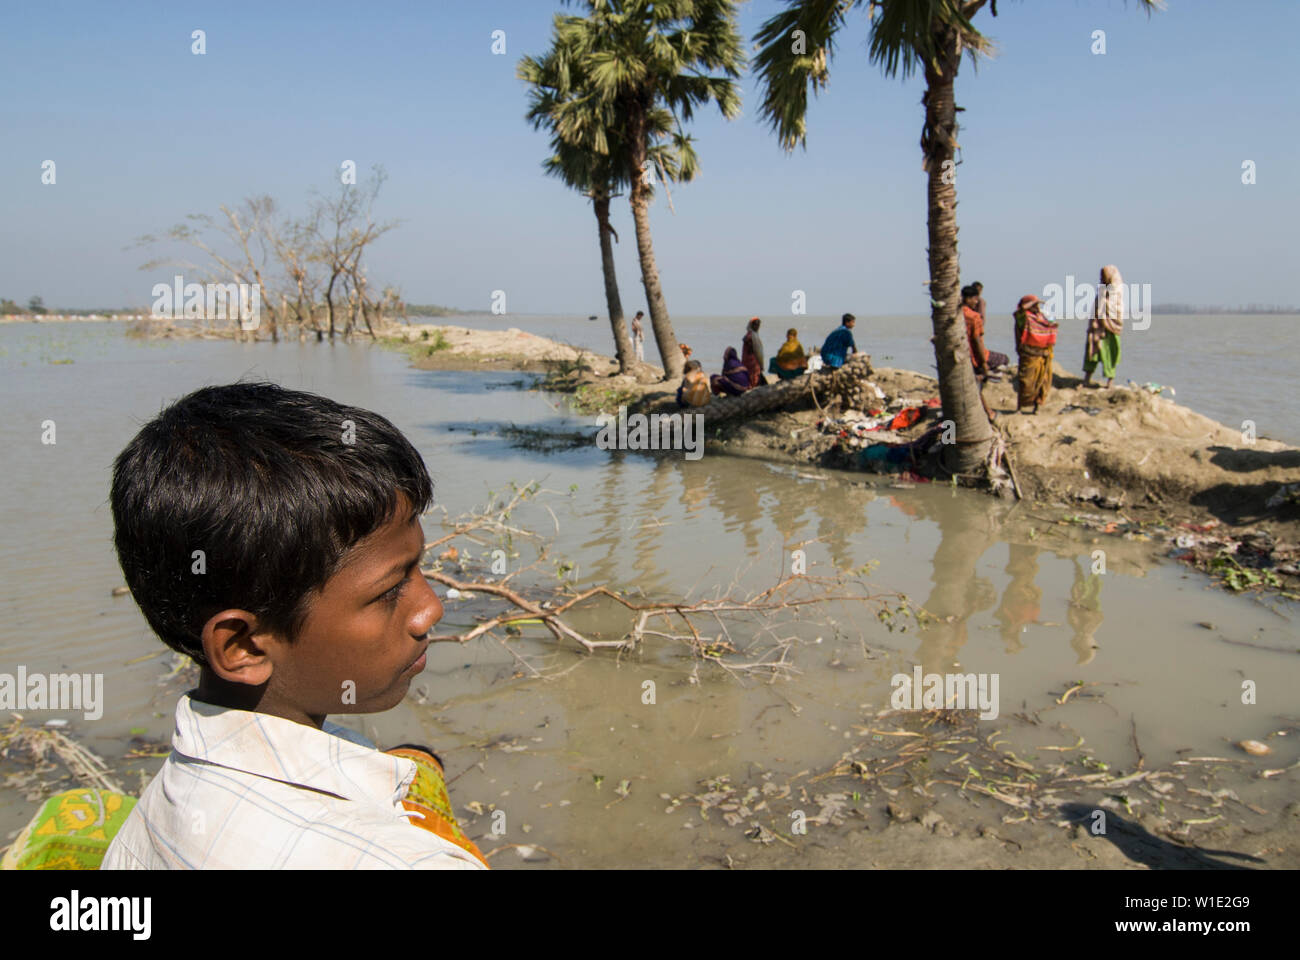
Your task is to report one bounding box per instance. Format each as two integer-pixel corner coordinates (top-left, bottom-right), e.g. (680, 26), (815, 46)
(1, 320), (1297, 866)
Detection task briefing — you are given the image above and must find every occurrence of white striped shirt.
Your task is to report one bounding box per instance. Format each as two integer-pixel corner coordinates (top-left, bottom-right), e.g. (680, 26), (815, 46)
(101, 694), (485, 870)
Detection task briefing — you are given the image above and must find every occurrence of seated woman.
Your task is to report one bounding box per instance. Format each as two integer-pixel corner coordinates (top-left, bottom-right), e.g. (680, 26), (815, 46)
(710, 346), (751, 396)
(677, 360), (711, 408)
(768, 328), (808, 380)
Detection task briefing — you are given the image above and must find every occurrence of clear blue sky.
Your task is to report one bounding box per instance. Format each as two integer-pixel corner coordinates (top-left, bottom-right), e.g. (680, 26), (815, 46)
(2, 0), (1296, 316)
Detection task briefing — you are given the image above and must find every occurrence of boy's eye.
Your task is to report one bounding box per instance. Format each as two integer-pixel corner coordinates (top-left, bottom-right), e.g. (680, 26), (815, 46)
(378, 576), (408, 604)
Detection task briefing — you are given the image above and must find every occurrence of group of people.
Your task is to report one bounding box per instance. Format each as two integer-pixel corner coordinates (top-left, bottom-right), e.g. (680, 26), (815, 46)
(674, 314), (860, 408)
(963, 265), (1126, 416)
(669, 265), (1127, 416)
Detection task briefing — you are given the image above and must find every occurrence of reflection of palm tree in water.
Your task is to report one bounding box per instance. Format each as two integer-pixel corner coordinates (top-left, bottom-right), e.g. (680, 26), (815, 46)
(1067, 557), (1104, 665)
(770, 480), (814, 565)
(628, 457), (677, 593)
(703, 463), (767, 555)
(814, 485), (872, 571)
(995, 544), (1042, 654)
(913, 495), (1001, 675)
(581, 458), (634, 585)
(578, 458), (679, 595)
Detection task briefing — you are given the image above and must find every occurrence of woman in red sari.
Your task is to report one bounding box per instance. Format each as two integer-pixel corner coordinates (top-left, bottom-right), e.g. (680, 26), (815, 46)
(1013, 294), (1058, 414)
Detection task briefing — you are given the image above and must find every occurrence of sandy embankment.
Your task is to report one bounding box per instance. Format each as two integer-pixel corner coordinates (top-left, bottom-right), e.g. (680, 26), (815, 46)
(393, 323), (622, 374)
(399, 323), (1300, 577)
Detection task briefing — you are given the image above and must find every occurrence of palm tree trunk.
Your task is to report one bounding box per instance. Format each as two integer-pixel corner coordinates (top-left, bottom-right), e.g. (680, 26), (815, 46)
(594, 193), (634, 373)
(699, 365), (851, 424)
(628, 109), (684, 382)
(924, 26), (993, 473)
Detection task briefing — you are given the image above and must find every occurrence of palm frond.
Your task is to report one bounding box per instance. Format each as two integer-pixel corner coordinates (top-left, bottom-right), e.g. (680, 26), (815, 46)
(752, 0), (855, 152)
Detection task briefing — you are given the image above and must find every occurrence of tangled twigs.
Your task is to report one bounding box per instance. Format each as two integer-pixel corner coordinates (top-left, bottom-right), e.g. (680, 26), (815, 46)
(0, 715), (123, 794)
(423, 488), (912, 665)
(426, 569), (908, 658)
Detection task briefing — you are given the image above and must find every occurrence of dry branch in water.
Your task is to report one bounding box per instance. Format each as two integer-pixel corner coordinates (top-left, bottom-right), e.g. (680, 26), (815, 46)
(0, 715), (123, 794)
(421, 485), (913, 670)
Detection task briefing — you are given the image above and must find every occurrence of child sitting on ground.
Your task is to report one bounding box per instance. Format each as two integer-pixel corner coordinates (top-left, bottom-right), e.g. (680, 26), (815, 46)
(101, 381), (486, 870)
(676, 359), (711, 408)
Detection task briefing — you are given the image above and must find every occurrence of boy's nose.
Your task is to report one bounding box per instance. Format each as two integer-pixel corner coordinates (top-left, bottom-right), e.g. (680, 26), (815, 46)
(411, 577), (443, 636)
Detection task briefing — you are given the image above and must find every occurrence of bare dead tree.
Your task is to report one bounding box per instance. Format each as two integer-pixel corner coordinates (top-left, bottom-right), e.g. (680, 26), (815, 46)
(308, 167), (400, 342)
(136, 196), (283, 342)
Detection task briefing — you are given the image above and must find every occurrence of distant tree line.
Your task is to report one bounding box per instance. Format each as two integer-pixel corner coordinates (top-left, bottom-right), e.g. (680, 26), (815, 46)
(1, 296), (47, 315)
(1152, 304), (1298, 315)
(404, 303), (463, 317)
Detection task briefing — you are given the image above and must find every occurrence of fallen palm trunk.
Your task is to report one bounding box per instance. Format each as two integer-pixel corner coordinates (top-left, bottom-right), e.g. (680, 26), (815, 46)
(693, 355), (875, 425)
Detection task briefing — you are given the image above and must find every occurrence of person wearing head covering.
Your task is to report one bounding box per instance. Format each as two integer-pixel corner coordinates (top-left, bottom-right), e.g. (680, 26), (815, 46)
(769, 328), (808, 380)
(710, 346), (751, 396)
(1083, 264), (1124, 388)
(677, 359), (711, 408)
(1013, 294), (1058, 414)
(742, 317), (766, 387)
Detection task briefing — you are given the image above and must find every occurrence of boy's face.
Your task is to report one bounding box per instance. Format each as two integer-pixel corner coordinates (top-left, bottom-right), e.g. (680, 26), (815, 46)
(225, 493), (443, 726)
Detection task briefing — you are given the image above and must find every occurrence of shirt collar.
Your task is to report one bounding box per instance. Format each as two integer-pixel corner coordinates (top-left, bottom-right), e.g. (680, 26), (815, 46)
(171, 694), (415, 807)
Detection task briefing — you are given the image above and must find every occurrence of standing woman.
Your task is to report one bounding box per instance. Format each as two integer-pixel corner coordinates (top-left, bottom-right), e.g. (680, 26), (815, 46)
(1013, 294), (1058, 415)
(742, 317), (766, 387)
(1083, 264), (1124, 388)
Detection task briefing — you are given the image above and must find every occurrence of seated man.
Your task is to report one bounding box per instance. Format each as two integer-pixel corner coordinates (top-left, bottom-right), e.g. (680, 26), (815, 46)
(820, 313), (858, 369)
(101, 382), (486, 870)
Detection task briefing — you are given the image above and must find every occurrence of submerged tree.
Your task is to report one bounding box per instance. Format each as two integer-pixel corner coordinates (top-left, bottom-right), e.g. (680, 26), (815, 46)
(540, 0), (746, 381)
(135, 168), (402, 343)
(307, 167), (400, 342)
(753, 0), (1161, 473)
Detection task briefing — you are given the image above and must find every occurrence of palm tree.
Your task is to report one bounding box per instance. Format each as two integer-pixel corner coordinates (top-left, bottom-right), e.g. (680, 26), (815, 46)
(753, 0), (1161, 474)
(521, 52), (636, 372)
(544, 0), (746, 382)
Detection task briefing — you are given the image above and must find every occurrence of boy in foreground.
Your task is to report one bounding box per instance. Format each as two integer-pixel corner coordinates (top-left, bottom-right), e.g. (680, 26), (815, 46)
(102, 382), (486, 869)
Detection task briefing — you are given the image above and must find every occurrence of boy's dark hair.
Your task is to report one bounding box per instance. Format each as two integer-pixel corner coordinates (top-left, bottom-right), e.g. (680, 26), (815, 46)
(684, 359), (702, 373)
(110, 381), (433, 664)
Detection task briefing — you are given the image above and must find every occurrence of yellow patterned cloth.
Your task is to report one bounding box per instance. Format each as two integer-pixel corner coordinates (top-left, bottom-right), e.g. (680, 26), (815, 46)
(1, 789), (136, 870)
(386, 747), (489, 869)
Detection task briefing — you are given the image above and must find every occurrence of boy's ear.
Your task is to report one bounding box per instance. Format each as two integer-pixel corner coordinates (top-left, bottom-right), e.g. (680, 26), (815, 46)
(200, 611), (278, 686)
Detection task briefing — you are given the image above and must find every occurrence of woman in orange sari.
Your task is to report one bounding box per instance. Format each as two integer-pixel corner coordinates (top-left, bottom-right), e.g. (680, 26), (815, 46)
(1013, 294), (1058, 414)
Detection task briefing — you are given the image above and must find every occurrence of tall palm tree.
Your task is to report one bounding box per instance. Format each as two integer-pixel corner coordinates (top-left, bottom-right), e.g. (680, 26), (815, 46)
(545, 0), (746, 381)
(522, 51), (637, 372)
(753, 0), (1160, 474)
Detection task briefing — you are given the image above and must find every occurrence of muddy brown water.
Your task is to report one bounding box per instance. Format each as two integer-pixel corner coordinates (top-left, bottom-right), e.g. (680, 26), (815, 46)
(1, 322), (1297, 866)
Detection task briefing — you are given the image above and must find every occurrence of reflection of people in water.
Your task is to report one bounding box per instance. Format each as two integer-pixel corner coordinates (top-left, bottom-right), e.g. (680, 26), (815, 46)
(995, 543), (1042, 654)
(1067, 557), (1104, 665)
